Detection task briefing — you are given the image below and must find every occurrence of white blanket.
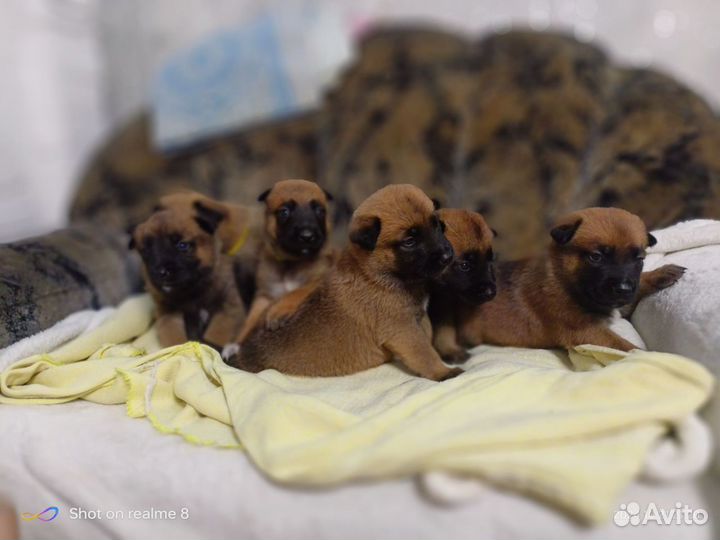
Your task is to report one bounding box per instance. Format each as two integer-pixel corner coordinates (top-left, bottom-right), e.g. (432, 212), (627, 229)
(631, 219), (720, 475)
(1, 399), (716, 540)
(633, 219), (720, 374)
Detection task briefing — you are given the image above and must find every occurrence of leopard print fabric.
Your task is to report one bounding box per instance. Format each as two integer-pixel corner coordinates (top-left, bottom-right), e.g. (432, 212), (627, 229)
(2, 27), (719, 347)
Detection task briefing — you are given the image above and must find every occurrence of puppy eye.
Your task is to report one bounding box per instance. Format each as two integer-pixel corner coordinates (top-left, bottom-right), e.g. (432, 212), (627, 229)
(587, 251), (603, 264)
(277, 207), (290, 220)
(314, 206), (326, 218)
(176, 241), (192, 252)
(401, 236), (417, 248)
(457, 261), (471, 272)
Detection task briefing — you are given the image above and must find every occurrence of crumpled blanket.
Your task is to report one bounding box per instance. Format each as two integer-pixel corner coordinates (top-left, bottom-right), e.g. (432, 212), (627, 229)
(0, 295), (713, 524)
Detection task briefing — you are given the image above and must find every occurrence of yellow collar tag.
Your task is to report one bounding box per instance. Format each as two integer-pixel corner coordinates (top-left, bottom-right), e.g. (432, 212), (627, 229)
(228, 227), (250, 256)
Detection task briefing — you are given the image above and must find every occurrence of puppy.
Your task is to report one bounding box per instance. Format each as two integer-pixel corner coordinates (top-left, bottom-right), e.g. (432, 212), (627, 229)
(455, 207), (685, 352)
(156, 190), (264, 307)
(235, 179), (335, 342)
(130, 196), (247, 349)
(428, 209), (497, 363)
(229, 184), (462, 380)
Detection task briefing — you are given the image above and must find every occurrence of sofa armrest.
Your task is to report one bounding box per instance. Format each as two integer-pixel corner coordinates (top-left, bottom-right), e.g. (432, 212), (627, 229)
(0, 222), (140, 348)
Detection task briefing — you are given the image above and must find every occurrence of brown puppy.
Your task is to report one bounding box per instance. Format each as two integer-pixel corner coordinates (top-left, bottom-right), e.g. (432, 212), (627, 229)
(130, 196), (247, 349)
(229, 184), (461, 380)
(157, 190), (264, 306)
(455, 207), (685, 352)
(235, 179), (335, 342)
(428, 209), (497, 363)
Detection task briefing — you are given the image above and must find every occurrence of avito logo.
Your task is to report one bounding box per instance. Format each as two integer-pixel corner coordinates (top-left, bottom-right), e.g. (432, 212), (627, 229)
(614, 502), (708, 527)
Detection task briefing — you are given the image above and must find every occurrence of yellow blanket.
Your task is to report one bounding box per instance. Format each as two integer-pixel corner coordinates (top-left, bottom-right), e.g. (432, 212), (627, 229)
(0, 295), (713, 524)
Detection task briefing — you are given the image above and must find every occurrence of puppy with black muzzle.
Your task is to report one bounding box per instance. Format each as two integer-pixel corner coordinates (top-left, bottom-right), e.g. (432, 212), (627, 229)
(130, 196), (247, 349)
(228, 184), (462, 380)
(455, 207), (685, 352)
(428, 209), (497, 363)
(156, 190), (263, 307)
(234, 179), (335, 342)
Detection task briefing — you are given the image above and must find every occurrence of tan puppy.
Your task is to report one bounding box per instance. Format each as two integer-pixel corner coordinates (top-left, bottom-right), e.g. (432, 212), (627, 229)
(235, 179), (335, 342)
(428, 209), (497, 363)
(455, 207), (685, 352)
(130, 195), (247, 349)
(157, 190), (263, 306)
(229, 184), (461, 380)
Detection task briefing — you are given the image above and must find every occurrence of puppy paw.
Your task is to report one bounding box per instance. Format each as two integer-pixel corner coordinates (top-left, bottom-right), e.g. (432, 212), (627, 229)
(441, 349), (470, 365)
(221, 343), (241, 362)
(648, 264), (686, 290)
(439, 367), (464, 381)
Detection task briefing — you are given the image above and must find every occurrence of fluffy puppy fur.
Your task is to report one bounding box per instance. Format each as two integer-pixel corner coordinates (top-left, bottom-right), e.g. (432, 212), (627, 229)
(455, 207), (685, 352)
(229, 184), (461, 380)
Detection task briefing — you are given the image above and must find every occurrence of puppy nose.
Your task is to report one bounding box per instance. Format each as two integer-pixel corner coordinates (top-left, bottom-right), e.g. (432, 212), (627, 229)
(157, 266), (170, 278)
(612, 280), (635, 294)
(298, 229), (317, 243)
(438, 249), (453, 267)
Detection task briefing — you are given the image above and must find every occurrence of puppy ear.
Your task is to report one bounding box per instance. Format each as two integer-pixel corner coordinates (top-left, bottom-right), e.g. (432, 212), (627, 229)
(257, 188), (272, 202)
(350, 216), (381, 251)
(431, 198), (442, 210)
(491, 228), (498, 238)
(194, 200), (226, 235)
(647, 233), (658, 247)
(550, 218), (582, 245)
(195, 217), (216, 235)
(323, 188), (334, 202)
(127, 237), (136, 250)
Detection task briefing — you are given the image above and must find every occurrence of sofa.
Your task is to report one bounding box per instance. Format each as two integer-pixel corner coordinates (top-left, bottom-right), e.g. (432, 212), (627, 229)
(2, 26), (719, 345)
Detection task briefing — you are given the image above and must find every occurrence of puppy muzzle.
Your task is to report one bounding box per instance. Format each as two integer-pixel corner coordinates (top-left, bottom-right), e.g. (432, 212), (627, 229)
(425, 240), (454, 278)
(471, 282), (497, 304)
(288, 226), (325, 258)
(591, 279), (638, 308)
(148, 262), (205, 295)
